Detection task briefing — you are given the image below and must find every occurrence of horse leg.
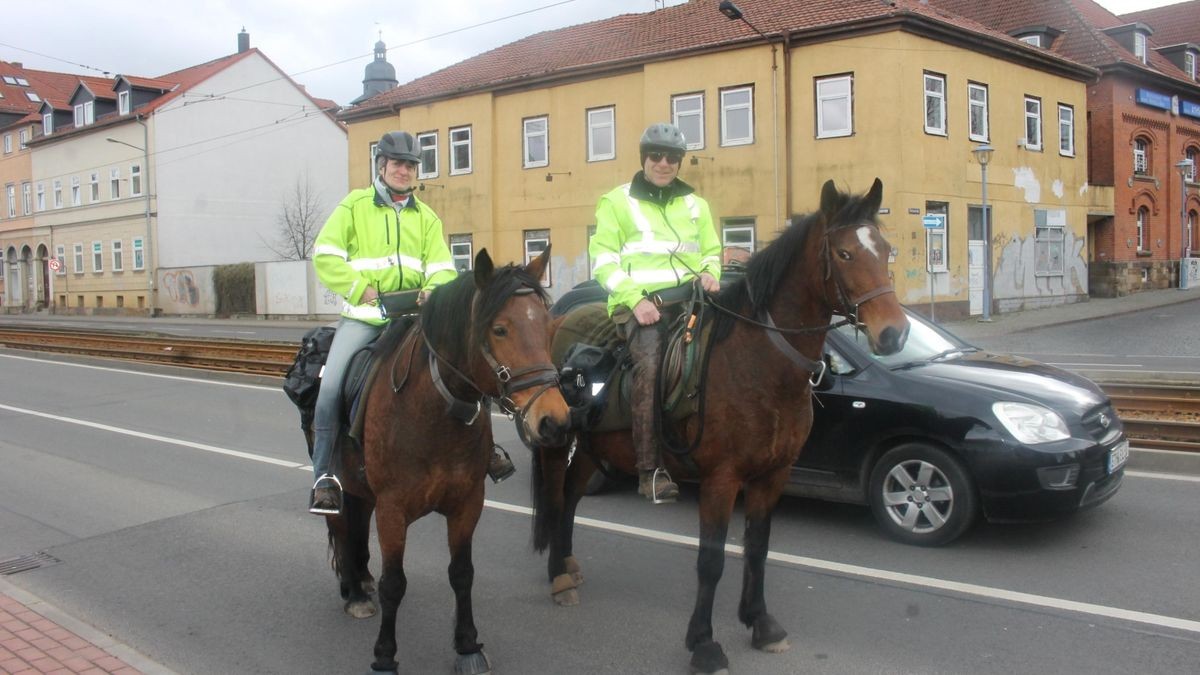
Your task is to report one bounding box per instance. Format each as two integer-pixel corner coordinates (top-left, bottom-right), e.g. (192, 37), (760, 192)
(446, 494), (490, 675)
(535, 447), (581, 605)
(686, 478), (739, 675)
(339, 493), (377, 618)
(560, 458), (593, 588)
(369, 500), (408, 674)
(739, 472), (790, 654)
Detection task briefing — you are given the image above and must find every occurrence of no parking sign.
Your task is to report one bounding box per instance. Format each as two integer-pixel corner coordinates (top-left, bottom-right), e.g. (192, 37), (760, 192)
(47, 258), (61, 272)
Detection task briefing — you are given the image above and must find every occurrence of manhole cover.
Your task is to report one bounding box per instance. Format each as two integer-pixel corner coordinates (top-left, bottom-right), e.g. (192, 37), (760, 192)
(0, 551), (61, 576)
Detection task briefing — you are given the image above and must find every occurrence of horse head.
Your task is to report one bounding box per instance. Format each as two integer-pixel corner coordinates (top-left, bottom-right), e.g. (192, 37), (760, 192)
(472, 246), (571, 446)
(818, 178), (909, 355)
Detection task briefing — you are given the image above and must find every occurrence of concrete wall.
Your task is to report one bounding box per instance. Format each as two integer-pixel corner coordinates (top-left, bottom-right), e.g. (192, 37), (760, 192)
(255, 259), (340, 316)
(156, 265), (216, 315)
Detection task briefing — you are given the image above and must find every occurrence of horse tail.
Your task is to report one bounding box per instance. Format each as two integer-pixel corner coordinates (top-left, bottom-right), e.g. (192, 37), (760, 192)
(530, 446), (551, 553)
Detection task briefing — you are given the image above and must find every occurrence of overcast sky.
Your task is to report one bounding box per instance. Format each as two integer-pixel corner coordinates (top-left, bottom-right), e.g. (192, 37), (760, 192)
(0, 0), (1183, 107)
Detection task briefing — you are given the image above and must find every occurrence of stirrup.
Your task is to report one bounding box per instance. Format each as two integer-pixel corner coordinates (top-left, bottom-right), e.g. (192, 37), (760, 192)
(488, 445), (516, 484)
(647, 467), (678, 505)
(309, 474), (343, 515)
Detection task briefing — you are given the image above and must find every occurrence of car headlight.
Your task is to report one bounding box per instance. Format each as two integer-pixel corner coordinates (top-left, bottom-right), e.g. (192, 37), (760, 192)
(992, 402), (1071, 444)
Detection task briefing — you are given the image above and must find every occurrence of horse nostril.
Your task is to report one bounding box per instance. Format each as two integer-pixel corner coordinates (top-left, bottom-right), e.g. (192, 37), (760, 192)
(878, 326), (904, 355)
(538, 416), (562, 442)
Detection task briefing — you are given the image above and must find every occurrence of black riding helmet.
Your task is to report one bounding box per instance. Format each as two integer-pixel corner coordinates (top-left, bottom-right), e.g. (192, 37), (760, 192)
(376, 131), (421, 165)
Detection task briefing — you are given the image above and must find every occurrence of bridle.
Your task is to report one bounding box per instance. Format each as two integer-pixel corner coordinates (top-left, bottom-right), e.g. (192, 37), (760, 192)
(425, 286), (560, 427)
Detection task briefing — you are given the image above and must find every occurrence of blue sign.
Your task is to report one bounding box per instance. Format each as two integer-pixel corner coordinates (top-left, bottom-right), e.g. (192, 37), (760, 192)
(922, 215), (944, 229)
(1182, 100), (1200, 120)
(1136, 88), (1173, 110)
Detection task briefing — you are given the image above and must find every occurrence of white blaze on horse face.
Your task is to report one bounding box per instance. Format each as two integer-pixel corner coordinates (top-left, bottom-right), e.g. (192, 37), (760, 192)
(856, 225), (881, 259)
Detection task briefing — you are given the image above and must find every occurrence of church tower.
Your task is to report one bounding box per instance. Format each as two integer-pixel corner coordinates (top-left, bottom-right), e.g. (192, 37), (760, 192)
(352, 37), (398, 105)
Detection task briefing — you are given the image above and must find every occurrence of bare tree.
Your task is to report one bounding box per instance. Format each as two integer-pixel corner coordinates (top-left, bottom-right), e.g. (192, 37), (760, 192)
(264, 171), (326, 260)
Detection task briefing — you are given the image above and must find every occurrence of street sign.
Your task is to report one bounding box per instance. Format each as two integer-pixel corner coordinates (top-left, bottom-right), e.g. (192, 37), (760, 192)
(47, 258), (61, 272)
(922, 215), (944, 229)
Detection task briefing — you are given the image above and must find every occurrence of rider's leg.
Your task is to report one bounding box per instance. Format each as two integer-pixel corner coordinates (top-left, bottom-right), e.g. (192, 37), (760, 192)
(626, 322), (678, 503)
(310, 317), (383, 514)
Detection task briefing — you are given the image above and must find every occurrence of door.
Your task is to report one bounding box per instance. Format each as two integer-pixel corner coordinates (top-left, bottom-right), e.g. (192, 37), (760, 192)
(967, 206), (987, 316)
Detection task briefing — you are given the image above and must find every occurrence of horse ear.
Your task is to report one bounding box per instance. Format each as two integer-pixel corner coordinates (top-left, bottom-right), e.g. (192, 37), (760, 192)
(524, 244), (551, 283)
(865, 178), (884, 213)
(474, 248), (494, 288)
(819, 179), (843, 219)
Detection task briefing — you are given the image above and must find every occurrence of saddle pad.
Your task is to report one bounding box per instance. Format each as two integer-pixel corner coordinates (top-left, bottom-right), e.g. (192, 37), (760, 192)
(348, 316), (417, 441)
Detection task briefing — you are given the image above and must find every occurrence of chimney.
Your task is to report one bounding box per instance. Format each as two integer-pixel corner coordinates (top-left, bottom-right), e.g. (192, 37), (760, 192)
(238, 28), (250, 53)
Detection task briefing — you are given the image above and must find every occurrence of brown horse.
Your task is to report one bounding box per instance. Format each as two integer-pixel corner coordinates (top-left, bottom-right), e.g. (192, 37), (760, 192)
(303, 248), (570, 674)
(530, 179), (909, 674)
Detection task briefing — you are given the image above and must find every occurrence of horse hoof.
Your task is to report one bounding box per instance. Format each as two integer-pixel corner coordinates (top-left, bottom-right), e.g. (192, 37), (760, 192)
(345, 599), (378, 619)
(689, 640), (729, 675)
(367, 661), (397, 674)
(552, 587), (579, 606)
(751, 613), (789, 653)
(564, 556), (584, 585)
(454, 650), (491, 675)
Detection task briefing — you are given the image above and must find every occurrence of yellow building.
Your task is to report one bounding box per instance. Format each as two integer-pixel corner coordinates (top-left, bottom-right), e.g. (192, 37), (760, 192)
(340, 0), (1096, 318)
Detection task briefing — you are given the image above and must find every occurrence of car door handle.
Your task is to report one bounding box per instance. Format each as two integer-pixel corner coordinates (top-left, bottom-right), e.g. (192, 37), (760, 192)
(852, 401), (866, 409)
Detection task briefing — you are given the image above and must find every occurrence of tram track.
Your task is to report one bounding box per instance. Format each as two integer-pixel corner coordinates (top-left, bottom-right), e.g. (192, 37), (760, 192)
(0, 325), (1197, 452)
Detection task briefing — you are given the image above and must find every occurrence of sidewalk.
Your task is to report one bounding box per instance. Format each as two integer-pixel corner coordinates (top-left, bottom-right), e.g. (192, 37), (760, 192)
(0, 577), (174, 675)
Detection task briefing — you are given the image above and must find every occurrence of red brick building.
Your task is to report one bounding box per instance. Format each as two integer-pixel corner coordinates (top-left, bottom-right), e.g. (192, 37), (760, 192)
(932, 0), (1200, 296)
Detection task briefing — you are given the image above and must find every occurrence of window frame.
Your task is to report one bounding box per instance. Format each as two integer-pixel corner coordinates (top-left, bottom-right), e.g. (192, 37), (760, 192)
(586, 106), (616, 162)
(133, 237), (145, 271)
(1034, 209), (1066, 276)
(118, 90), (130, 115)
(42, 112), (52, 135)
(672, 93), (705, 150)
(522, 115), (549, 169)
(110, 168), (121, 199)
(719, 85), (754, 147)
(449, 233), (473, 273)
(70, 176), (81, 206)
(1019, 35), (1042, 47)
(89, 172), (99, 202)
(721, 217), (757, 253)
(55, 245), (66, 276)
(1024, 96), (1042, 151)
(1185, 147), (1197, 182)
(1134, 32), (1147, 64)
(1058, 104), (1074, 157)
(18, 128), (27, 149)
(52, 179), (63, 208)
(72, 243), (83, 274)
(111, 239), (124, 272)
(2, 134), (10, 154)
(923, 72), (947, 136)
(130, 164), (142, 197)
(1134, 138), (1148, 175)
(449, 126), (473, 176)
(523, 229), (551, 287)
(1186, 51), (1196, 81)
(816, 74), (853, 139)
(35, 183), (44, 211)
(92, 241), (103, 273)
(5, 183), (14, 217)
(21, 182), (30, 215)
(416, 131), (438, 179)
(1136, 206), (1148, 251)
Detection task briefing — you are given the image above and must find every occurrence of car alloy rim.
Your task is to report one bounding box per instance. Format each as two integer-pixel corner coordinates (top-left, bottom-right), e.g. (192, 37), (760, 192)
(881, 459), (954, 534)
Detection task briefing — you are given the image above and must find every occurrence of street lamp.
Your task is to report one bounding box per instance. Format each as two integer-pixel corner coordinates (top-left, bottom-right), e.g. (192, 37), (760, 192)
(973, 144), (995, 321)
(1177, 159), (1194, 288)
(107, 127), (154, 315)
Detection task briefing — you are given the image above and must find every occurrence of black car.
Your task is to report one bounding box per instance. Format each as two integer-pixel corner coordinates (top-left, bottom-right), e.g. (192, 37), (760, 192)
(794, 309), (1127, 546)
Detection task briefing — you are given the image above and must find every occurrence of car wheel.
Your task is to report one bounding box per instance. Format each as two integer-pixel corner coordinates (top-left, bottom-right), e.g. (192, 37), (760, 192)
(868, 442), (977, 546)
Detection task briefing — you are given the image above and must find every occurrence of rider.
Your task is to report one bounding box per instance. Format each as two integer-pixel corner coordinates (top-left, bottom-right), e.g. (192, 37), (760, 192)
(588, 122), (722, 503)
(308, 130), (514, 515)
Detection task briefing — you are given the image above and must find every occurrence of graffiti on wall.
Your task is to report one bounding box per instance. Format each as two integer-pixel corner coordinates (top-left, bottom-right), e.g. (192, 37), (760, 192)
(994, 227), (1088, 298)
(163, 270), (201, 306)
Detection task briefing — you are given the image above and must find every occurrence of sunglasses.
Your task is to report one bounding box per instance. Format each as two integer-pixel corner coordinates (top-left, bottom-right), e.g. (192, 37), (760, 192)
(646, 151), (684, 165)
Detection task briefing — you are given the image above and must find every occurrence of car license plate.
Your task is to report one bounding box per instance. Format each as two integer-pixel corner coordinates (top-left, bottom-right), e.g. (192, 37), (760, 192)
(1108, 440), (1129, 474)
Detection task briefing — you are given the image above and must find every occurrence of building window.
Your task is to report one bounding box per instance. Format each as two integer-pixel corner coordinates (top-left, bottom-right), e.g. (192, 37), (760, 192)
(133, 237), (145, 270)
(73, 101), (94, 128)
(89, 172), (99, 202)
(110, 168), (121, 199)
(42, 112), (53, 135)
(1134, 32), (1147, 64)
(1034, 209), (1065, 275)
(112, 239), (124, 272)
(73, 243), (84, 273)
(719, 85), (753, 146)
(1134, 138), (1148, 175)
(923, 73), (946, 136)
(2, 134), (10, 153)
(1024, 96), (1042, 151)
(1058, 105), (1074, 156)
(368, 141), (378, 178)
(672, 93), (704, 150)
(450, 234), (473, 273)
(816, 75), (853, 138)
(417, 132), (438, 179)
(5, 184), (14, 217)
(1186, 147), (1197, 182)
(968, 83), (988, 142)
(55, 245), (66, 276)
(523, 229), (551, 287)
(118, 90), (130, 115)
(21, 182), (30, 215)
(74, 104), (84, 127)
(70, 176), (81, 206)
(450, 126), (472, 175)
(18, 129), (27, 149)
(130, 164), (142, 196)
(53, 179), (63, 208)
(92, 241), (103, 272)
(36, 183), (44, 211)
(1186, 51), (1196, 80)
(721, 218), (756, 253)
(523, 116), (548, 169)
(587, 106), (615, 162)
(1019, 35), (1042, 47)
(1136, 207), (1148, 251)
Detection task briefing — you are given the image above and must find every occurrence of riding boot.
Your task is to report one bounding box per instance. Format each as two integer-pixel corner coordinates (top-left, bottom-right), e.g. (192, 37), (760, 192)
(309, 474), (343, 515)
(627, 324), (678, 504)
(487, 445), (516, 483)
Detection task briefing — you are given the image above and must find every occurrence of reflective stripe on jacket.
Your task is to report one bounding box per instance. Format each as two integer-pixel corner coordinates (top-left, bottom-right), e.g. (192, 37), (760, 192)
(313, 187), (456, 325)
(589, 179), (721, 315)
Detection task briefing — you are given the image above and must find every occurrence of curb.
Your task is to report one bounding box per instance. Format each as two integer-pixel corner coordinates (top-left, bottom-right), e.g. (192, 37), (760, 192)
(1130, 447), (1200, 477)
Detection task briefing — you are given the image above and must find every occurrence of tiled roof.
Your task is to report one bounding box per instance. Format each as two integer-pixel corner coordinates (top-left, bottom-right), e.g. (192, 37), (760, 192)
(1121, 0), (1200, 48)
(0, 63), (76, 115)
(118, 74), (177, 91)
(930, 0), (1199, 87)
(345, 0), (1092, 117)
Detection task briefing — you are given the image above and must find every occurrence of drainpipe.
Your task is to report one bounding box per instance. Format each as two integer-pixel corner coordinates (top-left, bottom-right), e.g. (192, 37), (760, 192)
(137, 114), (156, 316)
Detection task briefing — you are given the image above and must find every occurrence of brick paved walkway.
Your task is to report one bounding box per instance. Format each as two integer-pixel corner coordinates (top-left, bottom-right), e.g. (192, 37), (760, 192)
(0, 593), (140, 675)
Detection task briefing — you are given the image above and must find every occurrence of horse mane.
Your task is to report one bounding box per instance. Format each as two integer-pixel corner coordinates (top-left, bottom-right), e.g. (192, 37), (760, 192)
(417, 265), (549, 366)
(713, 184), (878, 338)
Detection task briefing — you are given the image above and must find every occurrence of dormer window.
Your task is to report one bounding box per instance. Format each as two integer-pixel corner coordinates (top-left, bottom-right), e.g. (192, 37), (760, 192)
(1019, 35), (1041, 48)
(1187, 51), (1197, 80)
(118, 90), (130, 115)
(15, 77), (28, 86)
(73, 101), (95, 128)
(42, 112), (53, 135)
(1134, 32), (1147, 64)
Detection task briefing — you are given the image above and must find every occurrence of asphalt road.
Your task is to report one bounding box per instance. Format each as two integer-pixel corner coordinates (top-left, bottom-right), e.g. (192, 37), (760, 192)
(1, 350), (1198, 674)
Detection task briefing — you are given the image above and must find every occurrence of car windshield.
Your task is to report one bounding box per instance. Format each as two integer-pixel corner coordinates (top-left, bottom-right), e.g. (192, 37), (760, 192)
(833, 310), (975, 369)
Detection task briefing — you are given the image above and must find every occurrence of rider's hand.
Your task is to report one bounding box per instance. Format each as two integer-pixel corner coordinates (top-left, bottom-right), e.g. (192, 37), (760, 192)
(699, 272), (720, 294)
(632, 298), (661, 326)
(418, 290), (430, 305)
(360, 286), (379, 305)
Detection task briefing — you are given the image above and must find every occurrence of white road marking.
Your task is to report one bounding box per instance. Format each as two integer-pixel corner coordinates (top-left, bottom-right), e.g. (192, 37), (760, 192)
(485, 499), (1200, 635)
(1126, 470), (1200, 483)
(1045, 362), (1141, 368)
(0, 353), (279, 391)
